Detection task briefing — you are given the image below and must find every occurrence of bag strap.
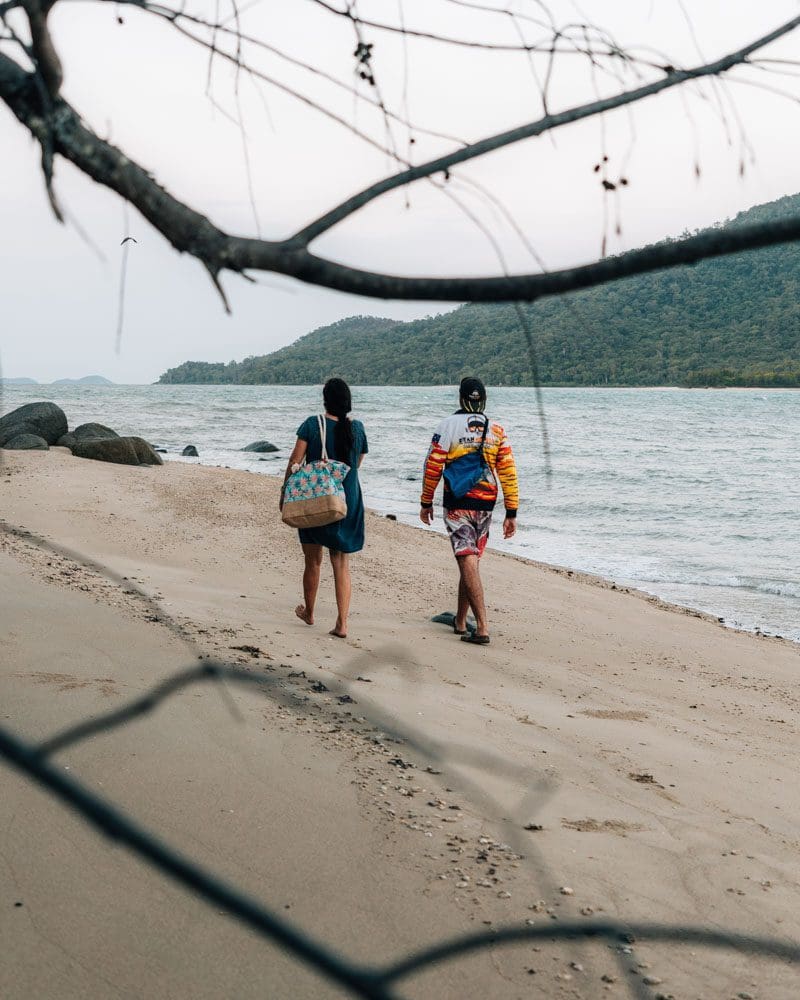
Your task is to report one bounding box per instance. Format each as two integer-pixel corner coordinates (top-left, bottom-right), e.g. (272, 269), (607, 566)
(317, 414), (328, 462)
(478, 415), (489, 456)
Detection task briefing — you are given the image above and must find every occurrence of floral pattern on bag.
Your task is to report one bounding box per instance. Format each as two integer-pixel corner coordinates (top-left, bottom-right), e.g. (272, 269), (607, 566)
(284, 459), (348, 502)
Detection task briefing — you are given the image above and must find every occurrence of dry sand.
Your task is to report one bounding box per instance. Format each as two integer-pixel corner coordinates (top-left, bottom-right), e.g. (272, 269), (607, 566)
(1, 448), (799, 999)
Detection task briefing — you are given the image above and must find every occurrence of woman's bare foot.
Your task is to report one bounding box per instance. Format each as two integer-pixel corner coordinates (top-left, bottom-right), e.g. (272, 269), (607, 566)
(329, 620), (347, 638)
(295, 604), (314, 625)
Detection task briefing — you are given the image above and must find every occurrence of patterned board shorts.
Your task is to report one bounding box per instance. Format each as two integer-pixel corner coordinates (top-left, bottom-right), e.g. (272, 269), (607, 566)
(444, 509), (492, 558)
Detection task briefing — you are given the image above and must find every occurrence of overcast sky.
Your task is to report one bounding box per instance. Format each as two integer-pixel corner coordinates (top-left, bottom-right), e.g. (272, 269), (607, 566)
(3, 0), (799, 383)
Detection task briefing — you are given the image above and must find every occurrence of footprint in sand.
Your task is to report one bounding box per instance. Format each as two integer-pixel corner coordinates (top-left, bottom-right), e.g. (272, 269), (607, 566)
(581, 708), (649, 721)
(17, 672), (119, 696)
(562, 817), (645, 835)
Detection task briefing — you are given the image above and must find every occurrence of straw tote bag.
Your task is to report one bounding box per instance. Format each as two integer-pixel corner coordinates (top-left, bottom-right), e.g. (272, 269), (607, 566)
(281, 415), (349, 529)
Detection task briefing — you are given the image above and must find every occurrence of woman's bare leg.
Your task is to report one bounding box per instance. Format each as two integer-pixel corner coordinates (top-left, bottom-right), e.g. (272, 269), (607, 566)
(295, 543), (323, 624)
(328, 549), (351, 637)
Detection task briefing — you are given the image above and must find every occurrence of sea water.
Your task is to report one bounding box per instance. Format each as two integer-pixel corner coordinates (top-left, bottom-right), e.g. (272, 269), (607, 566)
(2, 384), (799, 642)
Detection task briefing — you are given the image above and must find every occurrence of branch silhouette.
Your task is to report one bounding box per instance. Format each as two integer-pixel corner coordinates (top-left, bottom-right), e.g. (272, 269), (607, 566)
(2, 11), (800, 304)
(2, 698), (800, 999)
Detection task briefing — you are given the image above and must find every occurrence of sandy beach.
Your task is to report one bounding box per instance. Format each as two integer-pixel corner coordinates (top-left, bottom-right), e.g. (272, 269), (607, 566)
(2, 448), (799, 999)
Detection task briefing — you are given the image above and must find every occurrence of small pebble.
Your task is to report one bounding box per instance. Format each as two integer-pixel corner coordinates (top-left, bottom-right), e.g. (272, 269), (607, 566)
(643, 975), (662, 986)
(560, 886), (574, 896)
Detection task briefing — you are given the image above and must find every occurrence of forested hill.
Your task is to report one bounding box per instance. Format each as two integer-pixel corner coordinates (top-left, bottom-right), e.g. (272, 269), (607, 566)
(158, 194), (800, 387)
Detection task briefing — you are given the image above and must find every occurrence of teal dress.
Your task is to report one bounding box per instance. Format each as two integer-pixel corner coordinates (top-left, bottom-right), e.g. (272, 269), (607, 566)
(296, 416), (368, 553)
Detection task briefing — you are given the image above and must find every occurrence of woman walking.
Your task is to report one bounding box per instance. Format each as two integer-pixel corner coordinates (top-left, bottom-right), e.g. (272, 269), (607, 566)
(282, 378), (368, 638)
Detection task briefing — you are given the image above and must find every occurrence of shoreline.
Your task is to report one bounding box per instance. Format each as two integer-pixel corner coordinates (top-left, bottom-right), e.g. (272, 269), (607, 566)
(3, 383), (797, 645)
(168, 450), (798, 647)
(3, 450), (800, 998)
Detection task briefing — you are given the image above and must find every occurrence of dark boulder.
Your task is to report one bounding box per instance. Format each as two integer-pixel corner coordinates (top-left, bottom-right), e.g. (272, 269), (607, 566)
(182, 445), (199, 457)
(73, 436), (161, 466)
(73, 438), (139, 465)
(56, 432), (77, 450)
(0, 402), (67, 446)
(243, 440), (279, 453)
(4, 433), (49, 450)
(128, 437), (163, 465)
(73, 422), (120, 441)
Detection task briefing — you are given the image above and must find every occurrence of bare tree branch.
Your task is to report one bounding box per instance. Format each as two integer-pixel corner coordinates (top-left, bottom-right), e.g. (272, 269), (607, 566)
(3, 13), (800, 306)
(291, 13), (800, 247)
(112, 0), (469, 149)
(0, 0), (24, 16)
(308, 0), (641, 59)
(21, 0), (61, 94)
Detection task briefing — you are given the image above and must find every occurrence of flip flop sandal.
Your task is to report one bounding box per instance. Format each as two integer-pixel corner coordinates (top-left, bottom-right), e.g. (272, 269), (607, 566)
(461, 632), (490, 645)
(432, 612), (476, 634)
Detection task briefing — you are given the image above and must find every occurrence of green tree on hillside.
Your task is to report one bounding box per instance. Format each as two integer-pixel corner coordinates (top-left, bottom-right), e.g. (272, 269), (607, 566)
(159, 195), (800, 387)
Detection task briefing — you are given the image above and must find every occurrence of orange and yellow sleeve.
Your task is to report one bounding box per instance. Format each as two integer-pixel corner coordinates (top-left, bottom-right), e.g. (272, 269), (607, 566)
(494, 432), (519, 514)
(421, 440), (448, 506)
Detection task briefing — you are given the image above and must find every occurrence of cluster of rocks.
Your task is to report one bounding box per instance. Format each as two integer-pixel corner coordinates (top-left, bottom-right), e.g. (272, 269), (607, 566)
(0, 402), (162, 466)
(163, 440), (279, 459)
(1, 403), (282, 465)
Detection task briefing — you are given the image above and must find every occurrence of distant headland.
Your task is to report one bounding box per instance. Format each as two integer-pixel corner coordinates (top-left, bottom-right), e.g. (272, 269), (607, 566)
(1, 375), (115, 386)
(158, 192), (800, 389)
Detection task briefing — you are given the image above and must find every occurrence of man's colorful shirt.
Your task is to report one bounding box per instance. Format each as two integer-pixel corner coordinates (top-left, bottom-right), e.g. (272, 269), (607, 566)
(421, 412), (519, 513)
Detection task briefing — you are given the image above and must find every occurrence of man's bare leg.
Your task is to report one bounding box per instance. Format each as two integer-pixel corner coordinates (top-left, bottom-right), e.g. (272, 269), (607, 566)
(454, 576), (471, 633)
(295, 543), (323, 624)
(329, 549), (351, 637)
(456, 554), (488, 637)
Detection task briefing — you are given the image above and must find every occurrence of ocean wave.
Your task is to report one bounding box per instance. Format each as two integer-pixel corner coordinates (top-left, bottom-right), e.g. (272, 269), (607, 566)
(634, 571), (800, 600)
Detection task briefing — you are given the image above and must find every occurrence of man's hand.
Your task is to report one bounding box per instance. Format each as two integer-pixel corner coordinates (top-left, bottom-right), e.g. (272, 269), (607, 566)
(503, 517), (516, 539)
(420, 505), (434, 525)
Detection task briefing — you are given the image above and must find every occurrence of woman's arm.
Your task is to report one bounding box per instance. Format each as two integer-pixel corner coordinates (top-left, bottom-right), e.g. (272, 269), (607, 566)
(279, 437), (308, 509)
(358, 422), (368, 468)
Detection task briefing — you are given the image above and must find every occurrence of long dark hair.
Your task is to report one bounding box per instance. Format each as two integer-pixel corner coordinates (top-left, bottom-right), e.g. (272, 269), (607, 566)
(323, 377), (354, 461)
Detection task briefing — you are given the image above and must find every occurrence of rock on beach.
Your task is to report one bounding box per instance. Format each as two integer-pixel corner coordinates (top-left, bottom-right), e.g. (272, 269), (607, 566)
(72, 422), (120, 442)
(0, 401), (67, 447)
(72, 436), (162, 466)
(243, 440), (279, 453)
(1, 402), (162, 466)
(3, 432), (49, 450)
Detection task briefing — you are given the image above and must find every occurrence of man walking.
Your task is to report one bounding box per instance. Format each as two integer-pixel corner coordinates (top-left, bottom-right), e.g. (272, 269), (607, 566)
(419, 377), (519, 644)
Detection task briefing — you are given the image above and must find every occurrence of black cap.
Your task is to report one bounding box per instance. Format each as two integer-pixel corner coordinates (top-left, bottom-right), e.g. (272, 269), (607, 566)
(459, 377), (486, 412)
